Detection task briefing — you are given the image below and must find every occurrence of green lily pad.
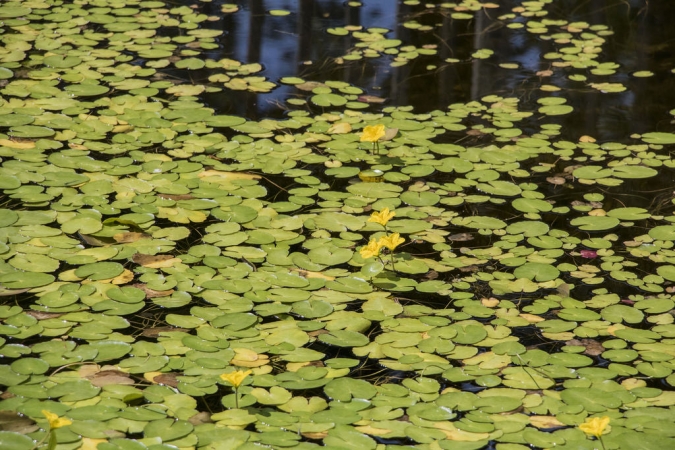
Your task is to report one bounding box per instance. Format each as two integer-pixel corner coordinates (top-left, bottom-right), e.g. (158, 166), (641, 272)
(9, 125), (55, 138)
(74, 262), (124, 280)
(43, 55), (82, 68)
(569, 216), (620, 231)
(612, 165), (658, 179)
(650, 226), (675, 241)
(10, 357), (49, 375)
(0, 114), (34, 127)
(324, 378), (377, 401)
(9, 254), (60, 273)
(513, 262), (560, 282)
(0, 6), (32, 19)
(307, 246), (353, 266)
(573, 166), (613, 179)
(0, 272), (55, 289)
(64, 84), (110, 97)
(642, 132), (675, 144)
(400, 191), (440, 206)
(144, 419), (194, 442)
(311, 93), (348, 107)
(0, 431), (33, 450)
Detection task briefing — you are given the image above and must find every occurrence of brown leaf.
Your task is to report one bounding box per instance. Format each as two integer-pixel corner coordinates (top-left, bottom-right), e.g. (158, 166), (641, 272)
(0, 410), (38, 434)
(88, 370), (135, 387)
(302, 432), (329, 439)
(536, 70), (553, 77)
(556, 283), (571, 297)
(114, 232), (150, 243)
(290, 268), (335, 280)
(79, 234), (112, 246)
(295, 81), (327, 91)
(529, 415), (565, 428)
(198, 170), (261, 181)
(448, 233), (474, 242)
(0, 139), (35, 149)
(481, 297), (500, 307)
(424, 270), (439, 280)
(566, 338), (604, 356)
(133, 283), (174, 298)
(112, 269), (135, 284)
(153, 373), (180, 387)
(382, 127), (398, 141)
(141, 327), (189, 338)
(546, 176), (566, 185)
(25, 311), (63, 320)
(564, 165), (583, 174)
(188, 412), (212, 426)
(132, 254), (180, 268)
(357, 95), (386, 103)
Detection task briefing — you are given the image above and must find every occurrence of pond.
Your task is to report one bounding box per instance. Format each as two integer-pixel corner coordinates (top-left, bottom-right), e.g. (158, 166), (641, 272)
(2, 1), (675, 449)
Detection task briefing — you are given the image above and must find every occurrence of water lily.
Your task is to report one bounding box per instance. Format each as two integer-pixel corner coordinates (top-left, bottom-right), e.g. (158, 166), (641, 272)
(220, 369), (252, 388)
(42, 410), (72, 429)
(360, 124), (385, 143)
(579, 415), (610, 437)
(360, 124), (386, 153)
(360, 238), (383, 259)
(376, 233), (405, 272)
(580, 416), (610, 449)
(378, 233), (404, 251)
(41, 410), (72, 450)
(368, 207), (395, 227)
(220, 369), (252, 409)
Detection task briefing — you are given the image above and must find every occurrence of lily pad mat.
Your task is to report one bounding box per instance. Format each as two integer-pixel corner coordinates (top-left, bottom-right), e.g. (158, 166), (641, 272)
(1, 0), (675, 449)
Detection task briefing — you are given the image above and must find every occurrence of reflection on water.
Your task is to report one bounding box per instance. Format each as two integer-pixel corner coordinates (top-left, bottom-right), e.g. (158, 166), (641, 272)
(203, 0), (675, 144)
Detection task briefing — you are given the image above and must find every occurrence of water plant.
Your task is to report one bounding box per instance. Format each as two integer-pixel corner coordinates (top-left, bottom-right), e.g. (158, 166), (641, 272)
(220, 369), (252, 409)
(40, 410), (72, 450)
(360, 124), (386, 154)
(0, 1), (674, 449)
(579, 416), (610, 449)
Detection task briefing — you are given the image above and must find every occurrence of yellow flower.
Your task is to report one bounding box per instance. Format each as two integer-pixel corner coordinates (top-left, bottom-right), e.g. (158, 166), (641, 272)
(360, 124), (385, 143)
(579, 416), (610, 438)
(220, 370), (252, 388)
(360, 238), (382, 259)
(42, 410), (72, 429)
(378, 233), (404, 251)
(368, 207), (395, 227)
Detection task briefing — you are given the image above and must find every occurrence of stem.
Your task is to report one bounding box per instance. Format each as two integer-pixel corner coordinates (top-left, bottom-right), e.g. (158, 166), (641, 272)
(32, 430), (50, 450)
(47, 430), (56, 450)
(598, 436), (606, 450)
(234, 387), (239, 409)
(389, 251), (396, 272)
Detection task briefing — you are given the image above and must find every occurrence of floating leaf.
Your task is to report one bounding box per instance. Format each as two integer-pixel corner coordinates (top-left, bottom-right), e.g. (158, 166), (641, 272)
(642, 132), (675, 144)
(569, 216), (620, 231)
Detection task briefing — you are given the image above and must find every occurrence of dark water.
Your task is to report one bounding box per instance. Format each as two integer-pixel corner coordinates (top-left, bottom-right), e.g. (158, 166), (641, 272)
(198, 0), (675, 146)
